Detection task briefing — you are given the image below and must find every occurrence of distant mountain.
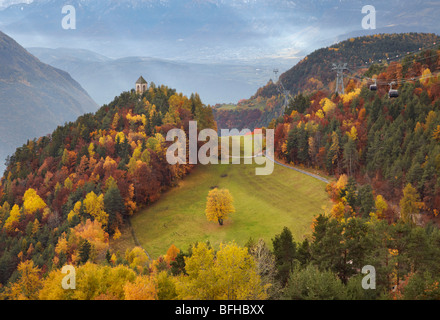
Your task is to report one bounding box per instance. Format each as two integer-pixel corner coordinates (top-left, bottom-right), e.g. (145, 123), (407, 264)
(275, 33), (440, 98)
(27, 47), (277, 106)
(0, 31), (98, 173)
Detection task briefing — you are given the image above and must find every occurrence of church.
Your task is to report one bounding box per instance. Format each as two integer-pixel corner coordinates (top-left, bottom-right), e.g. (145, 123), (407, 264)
(135, 76), (148, 94)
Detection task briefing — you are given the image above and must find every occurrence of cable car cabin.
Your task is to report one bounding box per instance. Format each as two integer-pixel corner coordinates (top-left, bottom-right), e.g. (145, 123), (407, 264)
(389, 89), (399, 98)
(369, 84), (377, 91)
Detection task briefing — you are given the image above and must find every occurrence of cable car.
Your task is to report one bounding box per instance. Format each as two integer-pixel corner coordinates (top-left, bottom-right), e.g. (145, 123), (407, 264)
(388, 82), (399, 98)
(389, 89), (399, 98)
(369, 80), (377, 91)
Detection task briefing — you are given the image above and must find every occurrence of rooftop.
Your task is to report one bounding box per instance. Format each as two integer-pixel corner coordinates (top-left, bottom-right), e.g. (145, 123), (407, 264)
(136, 76), (147, 84)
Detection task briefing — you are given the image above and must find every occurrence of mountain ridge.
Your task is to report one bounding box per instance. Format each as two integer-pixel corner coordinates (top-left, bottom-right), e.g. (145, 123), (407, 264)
(213, 32), (440, 131)
(0, 30), (98, 173)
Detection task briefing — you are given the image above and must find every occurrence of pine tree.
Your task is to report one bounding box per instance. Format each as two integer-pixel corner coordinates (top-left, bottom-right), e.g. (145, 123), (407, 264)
(272, 227), (297, 286)
(104, 184), (125, 232)
(79, 239), (91, 264)
(357, 184), (375, 218)
(343, 137), (358, 176)
(345, 177), (358, 210)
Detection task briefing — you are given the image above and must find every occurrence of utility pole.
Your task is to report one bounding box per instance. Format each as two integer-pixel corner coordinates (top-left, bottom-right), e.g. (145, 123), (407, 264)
(332, 63), (348, 94)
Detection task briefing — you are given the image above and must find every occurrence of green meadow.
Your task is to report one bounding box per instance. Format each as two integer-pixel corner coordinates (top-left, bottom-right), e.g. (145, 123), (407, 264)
(128, 136), (332, 258)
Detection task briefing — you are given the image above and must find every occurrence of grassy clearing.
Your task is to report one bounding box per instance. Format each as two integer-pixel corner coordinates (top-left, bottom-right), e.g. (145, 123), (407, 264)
(128, 137), (332, 258)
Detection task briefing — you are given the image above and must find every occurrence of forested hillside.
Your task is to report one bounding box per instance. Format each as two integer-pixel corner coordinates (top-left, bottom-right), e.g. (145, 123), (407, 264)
(0, 83), (216, 294)
(271, 45), (440, 222)
(213, 33), (440, 131)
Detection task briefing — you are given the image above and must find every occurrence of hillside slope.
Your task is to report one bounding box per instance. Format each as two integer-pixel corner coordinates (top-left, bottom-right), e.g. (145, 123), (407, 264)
(213, 33), (440, 131)
(272, 44), (440, 220)
(0, 31), (98, 172)
(0, 80), (216, 286)
(277, 33), (440, 98)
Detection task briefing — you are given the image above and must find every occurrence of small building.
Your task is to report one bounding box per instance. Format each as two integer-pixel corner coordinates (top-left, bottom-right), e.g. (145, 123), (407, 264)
(136, 76), (148, 94)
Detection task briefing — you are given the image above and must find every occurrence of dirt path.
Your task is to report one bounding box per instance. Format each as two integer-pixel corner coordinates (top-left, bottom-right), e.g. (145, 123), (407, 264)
(265, 152), (330, 184)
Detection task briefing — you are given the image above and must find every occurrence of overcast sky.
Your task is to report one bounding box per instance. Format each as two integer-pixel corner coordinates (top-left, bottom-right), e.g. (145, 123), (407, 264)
(0, 0), (439, 64)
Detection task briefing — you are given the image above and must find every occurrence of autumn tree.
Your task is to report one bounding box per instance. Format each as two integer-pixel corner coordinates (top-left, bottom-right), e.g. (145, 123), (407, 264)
(175, 242), (216, 299)
(375, 195), (388, 220)
(156, 271), (178, 300)
(22, 188), (47, 215)
(83, 191), (108, 227)
(215, 243), (268, 300)
(400, 183), (422, 224)
(175, 242), (267, 300)
(327, 131), (341, 174)
(124, 275), (157, 300)
(165, 244), (180, 265)
(3, 204), (21, 232)
(125, 247), (150, 273)
(73, 219), (109, 263)
(40, 263), (137, 300)
(205, 188), (235, 226)
(6, 260), (42, 300)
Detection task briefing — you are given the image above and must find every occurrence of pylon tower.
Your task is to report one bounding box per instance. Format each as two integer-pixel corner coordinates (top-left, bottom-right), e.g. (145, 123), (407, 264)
(332, 63), (348, 94)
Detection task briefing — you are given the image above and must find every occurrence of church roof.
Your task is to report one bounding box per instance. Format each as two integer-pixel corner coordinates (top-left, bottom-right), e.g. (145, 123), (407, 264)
(136, 76), (147, 84)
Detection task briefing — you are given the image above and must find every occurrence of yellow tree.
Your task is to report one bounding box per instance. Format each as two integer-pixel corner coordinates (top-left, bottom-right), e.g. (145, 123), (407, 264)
(112, 112), (120, 130)
(67, 201), (82, 222)
(88, 143), (95, 158)
(400, 183), (422, 224)
(176, 242), (267, 300)
(156, 271), (178, 300)
(214, 243), (268, 300)
(330, 202), (346, 221)
(124, 275), (157, 300)
(205, 188), (235, 226)
(23, 188), (46, 215)
(73, 264), (136, 300)
(83, 191), (108, 227)
(175, 242), (217, 299)
(39, 268), (74, 300)
(125, 247), (150, 273)
(433, 125), (440, 142)
(375, 195), (388, 219)
(4, 204), (21, 232)
(6, 260), (42, 300)
(321, 98), (336, 114)
(346, 126), (358, 141)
